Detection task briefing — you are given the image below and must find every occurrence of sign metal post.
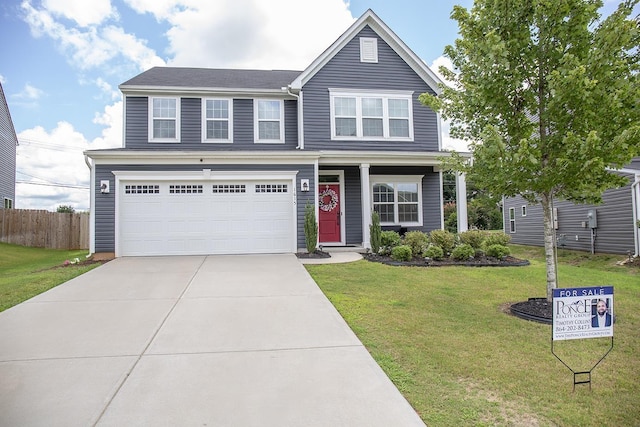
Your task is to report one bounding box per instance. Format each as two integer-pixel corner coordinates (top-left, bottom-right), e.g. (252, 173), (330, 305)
(551, 286), (614, 391)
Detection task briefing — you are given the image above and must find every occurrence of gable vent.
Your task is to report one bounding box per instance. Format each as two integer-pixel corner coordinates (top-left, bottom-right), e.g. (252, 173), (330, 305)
(360, 37), (378, 63)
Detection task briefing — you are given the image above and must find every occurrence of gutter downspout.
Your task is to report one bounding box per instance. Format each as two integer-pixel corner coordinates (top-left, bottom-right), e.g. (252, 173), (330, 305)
(84, 154), (95, 255)
(632, 175), (640, 257)
(287, 86), (304, 150)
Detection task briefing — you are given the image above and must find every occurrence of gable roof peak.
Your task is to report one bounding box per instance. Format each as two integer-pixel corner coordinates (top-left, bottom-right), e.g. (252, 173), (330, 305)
(290, 9), (442, 94)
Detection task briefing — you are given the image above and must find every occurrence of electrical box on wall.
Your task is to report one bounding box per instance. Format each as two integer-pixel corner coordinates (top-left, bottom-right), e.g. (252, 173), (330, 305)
(587, 209), (597, 229)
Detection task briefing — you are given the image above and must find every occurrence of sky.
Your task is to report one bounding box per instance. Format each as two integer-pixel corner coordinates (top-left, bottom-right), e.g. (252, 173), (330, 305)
(0, 0), (627, 211)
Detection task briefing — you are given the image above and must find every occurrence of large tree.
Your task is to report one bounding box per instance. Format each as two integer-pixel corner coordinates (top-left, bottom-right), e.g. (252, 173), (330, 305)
(421, 0), (640, 300)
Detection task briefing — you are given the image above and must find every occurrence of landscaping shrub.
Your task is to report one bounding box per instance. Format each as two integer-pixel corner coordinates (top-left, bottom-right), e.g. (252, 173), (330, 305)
(485, 244), (511, 258)
(304, 202), (318, 253)
(424, 245), (444, 260)
(380, 230), (402, 255)
(370, 211), (382, 254)
(429, 229), (456, 255)
(458, 230), (487, 249)
(403, 231), (429, 257)
(451, 243), (475, 261)
(483, 232), (511, 248)
(391, 245), (412, 262)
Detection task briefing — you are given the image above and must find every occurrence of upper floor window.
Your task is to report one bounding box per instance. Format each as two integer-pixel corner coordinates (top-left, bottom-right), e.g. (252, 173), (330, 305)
(329, 90), (413, 141)
(255, 99), (284, 144)
(3, 198), (13, 209)
(202, 98), (233, 143)
(509, 207), (516, 233)
(149, 97), (180, 142)
(360, 37), (378, 63)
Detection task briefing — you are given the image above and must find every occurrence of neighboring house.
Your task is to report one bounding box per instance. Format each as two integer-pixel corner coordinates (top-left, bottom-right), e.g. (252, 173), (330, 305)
(0, 82), (18, 209)
(85, 10), (469, 257)
(503, 158), (640, 256)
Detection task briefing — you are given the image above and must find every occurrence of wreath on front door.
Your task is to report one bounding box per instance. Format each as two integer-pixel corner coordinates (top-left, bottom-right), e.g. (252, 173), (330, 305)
(319, 187), (339, 212)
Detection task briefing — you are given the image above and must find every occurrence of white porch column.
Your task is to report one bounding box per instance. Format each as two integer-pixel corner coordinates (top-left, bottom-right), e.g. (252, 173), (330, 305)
(360, 163), (371, 249)
(456, 172), (469, 232)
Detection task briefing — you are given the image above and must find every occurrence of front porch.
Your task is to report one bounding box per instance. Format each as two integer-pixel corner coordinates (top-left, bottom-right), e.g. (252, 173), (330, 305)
(311, 152), (469, 250)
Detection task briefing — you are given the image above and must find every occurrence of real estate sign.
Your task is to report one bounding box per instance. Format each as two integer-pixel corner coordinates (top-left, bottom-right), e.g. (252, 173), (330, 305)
(552, 286), (614, 341)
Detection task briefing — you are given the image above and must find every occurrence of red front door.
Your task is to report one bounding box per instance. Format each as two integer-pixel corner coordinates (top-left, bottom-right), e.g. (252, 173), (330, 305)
(318, 184), (341, 243)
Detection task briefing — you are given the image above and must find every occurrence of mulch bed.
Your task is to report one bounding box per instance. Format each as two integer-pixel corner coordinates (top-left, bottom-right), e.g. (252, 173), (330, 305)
(509, 298), (552, 324)
(296, 250), (332, 259)
(364, 253), (530, 268)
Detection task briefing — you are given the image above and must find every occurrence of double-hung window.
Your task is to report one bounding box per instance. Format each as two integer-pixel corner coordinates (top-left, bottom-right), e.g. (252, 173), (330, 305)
(329, 90), (413, 141)
(509, 207), (516, 233)
(149, 97), (180, 142)
(255, 99), (284, 143)
(3, 198), (13, 209)
(202, 98), (232, 143)
(371, 175), (423, 226)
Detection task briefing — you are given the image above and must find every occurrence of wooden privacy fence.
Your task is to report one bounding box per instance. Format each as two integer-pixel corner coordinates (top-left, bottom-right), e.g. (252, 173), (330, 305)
(0, 209), (89, 250)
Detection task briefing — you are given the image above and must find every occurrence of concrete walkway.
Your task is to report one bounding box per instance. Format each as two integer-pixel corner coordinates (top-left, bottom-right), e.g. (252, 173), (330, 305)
(0, 254), (424, 426)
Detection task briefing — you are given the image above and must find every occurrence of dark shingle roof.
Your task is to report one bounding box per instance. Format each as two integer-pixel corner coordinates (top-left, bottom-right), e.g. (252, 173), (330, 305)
(120, 67), (302, 90)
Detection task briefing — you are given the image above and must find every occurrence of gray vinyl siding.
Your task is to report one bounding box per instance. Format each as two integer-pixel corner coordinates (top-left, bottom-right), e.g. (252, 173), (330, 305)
(504, 173), (636, 254)
(124, 97), (297, 150)
(344, 167), (363, 245)
(94, 164), (314, 253)
(302, 26), (439, 152)
(0, 85), (17, 207)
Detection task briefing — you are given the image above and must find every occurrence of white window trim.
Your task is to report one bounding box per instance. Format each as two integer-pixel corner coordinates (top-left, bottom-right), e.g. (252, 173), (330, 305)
(254, 99), (285, 144)
(329, 89), (414, 142)
(202, 98), (233, 143)
(370, 175), (424, 227)
(509, 207), (516, 233)
(148, 97), (180, 143)
(521, 205), (527, 217)
(360, 37), (378, 63)
(3, 198), (13, 209)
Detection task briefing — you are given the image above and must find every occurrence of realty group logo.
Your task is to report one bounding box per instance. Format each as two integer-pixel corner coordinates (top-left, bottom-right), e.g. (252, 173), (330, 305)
(552, 287), (614, 341)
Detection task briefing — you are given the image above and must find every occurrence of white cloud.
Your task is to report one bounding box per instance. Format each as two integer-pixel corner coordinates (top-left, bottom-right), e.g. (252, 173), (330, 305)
(94, 77), (120, 100)
(21, 0), (164, 72)
(15, 102), (122, 211)
(430, 55), (455, 86)
(15, 83), (45, 100)
(124, 0), (354, 69)
(440, 118), (469, 153)
(42, 0), (116, 27)
(0, 75), (6, 84)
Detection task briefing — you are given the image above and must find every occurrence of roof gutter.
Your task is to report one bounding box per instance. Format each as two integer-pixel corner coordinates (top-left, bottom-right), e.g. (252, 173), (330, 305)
(286, 86), (304, 150)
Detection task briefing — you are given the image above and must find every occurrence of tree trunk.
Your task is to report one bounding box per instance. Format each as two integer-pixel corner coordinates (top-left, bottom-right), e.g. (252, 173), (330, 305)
(541, 192), (557, 301)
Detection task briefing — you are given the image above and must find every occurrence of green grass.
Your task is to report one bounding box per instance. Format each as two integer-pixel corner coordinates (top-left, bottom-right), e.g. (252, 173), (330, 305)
(306, 245), (640, 427)
(0, 243), (103, 312)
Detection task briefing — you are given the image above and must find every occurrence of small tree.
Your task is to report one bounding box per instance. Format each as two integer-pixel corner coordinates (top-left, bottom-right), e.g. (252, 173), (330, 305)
(304, 202), (318, 253)
(370, 211), (382, 254)
(421, 0), (640, 300)
(56, 205), (75, 213)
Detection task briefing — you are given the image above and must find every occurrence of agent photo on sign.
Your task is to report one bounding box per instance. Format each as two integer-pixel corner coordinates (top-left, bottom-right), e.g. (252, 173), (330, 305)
(591, 299), (612, 328)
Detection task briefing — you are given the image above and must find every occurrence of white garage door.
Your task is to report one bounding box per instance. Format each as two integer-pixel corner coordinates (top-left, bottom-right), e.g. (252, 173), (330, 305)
(118, 180), (295, 256)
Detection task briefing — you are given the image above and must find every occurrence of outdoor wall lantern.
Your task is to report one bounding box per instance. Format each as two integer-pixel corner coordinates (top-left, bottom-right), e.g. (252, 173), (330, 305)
(301, 179), (310, 192)
(100, 180), (110, 194)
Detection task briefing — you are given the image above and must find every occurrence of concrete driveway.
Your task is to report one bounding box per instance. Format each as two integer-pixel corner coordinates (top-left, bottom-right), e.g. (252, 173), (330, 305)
(0, 254), (424, 426)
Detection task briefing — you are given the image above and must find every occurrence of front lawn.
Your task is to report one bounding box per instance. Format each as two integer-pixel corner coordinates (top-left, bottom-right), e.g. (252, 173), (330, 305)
(306, 245), (640, 427)
(0, 243), (104, 312)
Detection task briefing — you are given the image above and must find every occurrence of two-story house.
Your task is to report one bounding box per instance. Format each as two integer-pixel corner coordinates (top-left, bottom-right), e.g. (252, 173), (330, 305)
(0, 82), (18, 209)
(85, 9), (469, 257)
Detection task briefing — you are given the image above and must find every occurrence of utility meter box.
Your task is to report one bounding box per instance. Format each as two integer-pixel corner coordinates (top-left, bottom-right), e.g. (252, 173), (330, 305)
(587, 209), (597, 229)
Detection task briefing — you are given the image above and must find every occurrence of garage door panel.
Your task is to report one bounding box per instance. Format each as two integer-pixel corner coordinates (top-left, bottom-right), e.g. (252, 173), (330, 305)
(119, 179), (294, 256)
